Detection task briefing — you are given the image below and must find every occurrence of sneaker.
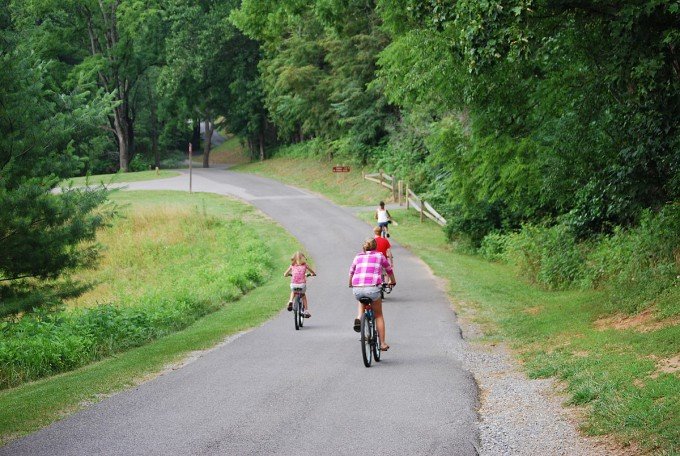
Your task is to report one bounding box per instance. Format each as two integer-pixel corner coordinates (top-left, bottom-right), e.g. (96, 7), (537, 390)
(386, 233), (390, 238)
(304, 311), (311, 318)
(287, 302), (293, 311)
(353, 318), (361, 332)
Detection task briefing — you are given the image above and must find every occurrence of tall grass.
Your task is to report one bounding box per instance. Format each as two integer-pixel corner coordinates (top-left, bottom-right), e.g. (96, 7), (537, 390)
(0, 199), (272, 389)
(482, 204), (680, 317)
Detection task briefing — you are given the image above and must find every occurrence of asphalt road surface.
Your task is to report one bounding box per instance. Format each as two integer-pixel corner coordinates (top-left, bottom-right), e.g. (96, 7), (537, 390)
(3, 168), (480, 455)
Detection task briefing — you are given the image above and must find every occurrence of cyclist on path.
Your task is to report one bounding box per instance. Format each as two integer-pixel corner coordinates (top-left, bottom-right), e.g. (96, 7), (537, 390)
(375, 201), (392, 237)
(349, 238), (395, 351)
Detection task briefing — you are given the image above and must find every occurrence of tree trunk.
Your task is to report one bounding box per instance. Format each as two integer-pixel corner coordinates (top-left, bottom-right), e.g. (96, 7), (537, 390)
(148, 83), (160, 168)
(259, 130), (265, 161)
(113, 105), (130, 172)
(203, 118), (213, 168)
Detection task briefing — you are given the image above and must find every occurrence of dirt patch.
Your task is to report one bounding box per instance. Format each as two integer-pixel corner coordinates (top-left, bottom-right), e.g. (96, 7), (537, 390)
(650, 354), (680, 379)
(594, 308), (679, 332)
(523, 306), (543, 315)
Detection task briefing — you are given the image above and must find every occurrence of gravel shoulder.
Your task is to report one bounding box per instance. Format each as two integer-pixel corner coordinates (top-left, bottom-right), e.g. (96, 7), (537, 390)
(456, 309), (638, 456)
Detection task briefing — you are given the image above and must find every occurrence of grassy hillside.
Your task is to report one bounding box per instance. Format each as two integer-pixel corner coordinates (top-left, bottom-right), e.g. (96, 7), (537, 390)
(235, 157), (392, 206)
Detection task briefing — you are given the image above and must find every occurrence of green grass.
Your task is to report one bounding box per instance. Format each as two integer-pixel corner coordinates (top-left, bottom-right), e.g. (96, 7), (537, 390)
(234, 156), (392, 206)
(359, 209), (679, 454)
(0, 191), (299, 444)
(208, 135), (250, 165)
(63, 170), (179, 187)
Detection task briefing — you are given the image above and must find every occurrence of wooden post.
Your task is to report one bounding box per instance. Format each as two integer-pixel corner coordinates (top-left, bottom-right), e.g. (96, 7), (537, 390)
(392, 178), (397, 201)
(379, 169), (383, 188)
(398, 180), (402, 206)
(189, 142), (193, 194)
(405, 183), (410, 209)
(155, 166), (159, 176)
(420, 197), (424, 222)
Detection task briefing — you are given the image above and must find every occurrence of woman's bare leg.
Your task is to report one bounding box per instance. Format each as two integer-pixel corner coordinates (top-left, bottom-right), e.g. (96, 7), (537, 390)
(372, 299), (387, 348)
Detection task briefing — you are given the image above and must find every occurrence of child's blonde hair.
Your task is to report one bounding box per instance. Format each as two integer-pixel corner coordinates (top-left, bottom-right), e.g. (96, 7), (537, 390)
(290, 251), (307, 265)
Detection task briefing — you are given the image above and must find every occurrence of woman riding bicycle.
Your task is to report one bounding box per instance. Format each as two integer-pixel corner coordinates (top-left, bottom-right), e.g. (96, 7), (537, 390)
(348, 238), (396, 351)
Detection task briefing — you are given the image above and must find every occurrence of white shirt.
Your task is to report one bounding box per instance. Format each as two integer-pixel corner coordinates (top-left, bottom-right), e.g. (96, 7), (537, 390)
(377, 208), (389, 223)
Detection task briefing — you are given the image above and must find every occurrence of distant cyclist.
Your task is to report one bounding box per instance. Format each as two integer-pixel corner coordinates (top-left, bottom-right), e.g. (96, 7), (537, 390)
(348, 238), (396, 351)
(375, 201), (392, 237)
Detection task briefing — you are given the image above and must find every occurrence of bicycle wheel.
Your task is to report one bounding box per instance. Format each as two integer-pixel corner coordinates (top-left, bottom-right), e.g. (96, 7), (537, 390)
(360, 313), (372, 367)
(373, 318), (381, 362)
(294, 296), (301, 330)
(298, 300), (304, 328)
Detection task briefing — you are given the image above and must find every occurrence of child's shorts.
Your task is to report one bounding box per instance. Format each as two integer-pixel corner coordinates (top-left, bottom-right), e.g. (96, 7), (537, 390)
(352, 286), (382, 301)
(290, 283), (306, 293)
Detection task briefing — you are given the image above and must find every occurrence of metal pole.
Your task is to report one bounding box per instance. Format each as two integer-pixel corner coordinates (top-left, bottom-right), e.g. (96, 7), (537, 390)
(189, 142), (193, 194)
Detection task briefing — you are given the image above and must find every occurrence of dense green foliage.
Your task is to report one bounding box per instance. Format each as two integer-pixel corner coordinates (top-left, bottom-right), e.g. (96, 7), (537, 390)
(1, 3), (111, 294)
(231, 0), (679, 311)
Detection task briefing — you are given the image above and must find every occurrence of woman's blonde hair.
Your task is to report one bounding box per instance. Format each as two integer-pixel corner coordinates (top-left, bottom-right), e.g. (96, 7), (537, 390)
(362, 238), (377, 252)
(290, 251), (307, 265)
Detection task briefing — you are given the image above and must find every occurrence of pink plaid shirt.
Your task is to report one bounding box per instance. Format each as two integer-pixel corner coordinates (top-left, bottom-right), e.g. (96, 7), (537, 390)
(349, 251), (393, 287)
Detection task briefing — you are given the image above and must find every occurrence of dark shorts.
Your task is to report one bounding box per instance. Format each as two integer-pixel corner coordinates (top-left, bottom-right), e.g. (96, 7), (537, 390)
(377, 222), (389, 228)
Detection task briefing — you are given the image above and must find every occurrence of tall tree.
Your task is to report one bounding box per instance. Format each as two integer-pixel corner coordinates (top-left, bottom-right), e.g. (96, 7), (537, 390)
(0, 8), (111, 285)
(163, 0), (248, 167)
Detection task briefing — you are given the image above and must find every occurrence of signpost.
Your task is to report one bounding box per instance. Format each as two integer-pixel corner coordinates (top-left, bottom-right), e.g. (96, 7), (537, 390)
(332, 166), (350, 173)
(189, 142), (193, 194)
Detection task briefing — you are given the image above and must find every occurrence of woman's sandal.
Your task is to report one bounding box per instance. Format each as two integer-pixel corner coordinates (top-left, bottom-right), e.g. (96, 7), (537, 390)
(353, 318), (361, 333)
(380, 345), (390, 351)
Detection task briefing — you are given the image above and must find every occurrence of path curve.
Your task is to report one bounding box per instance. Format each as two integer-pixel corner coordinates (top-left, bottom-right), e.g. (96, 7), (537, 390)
(2, 168), (480, 455)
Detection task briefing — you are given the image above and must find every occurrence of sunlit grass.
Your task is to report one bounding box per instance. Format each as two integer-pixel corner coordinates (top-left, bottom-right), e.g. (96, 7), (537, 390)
(63, 170), (179, 187)
(234, 156), (392, 206)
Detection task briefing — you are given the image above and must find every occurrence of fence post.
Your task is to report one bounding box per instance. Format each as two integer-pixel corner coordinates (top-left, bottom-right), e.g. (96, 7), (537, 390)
(379, 169), (383, 188)
(392, 178), (397, 201)
(420, 197), (424, 223)
(405, 183), (409, 209)
(397, 180), (402, 206)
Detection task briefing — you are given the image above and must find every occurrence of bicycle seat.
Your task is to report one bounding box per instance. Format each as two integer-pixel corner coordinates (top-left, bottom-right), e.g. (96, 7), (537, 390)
(359, 297), (373, 305)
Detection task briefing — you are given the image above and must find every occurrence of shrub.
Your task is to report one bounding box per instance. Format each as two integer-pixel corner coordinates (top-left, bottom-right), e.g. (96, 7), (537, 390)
(129, 154), (153, 172)
(583, 205), (680, 315)
(480, 203), (680, 315)
(502, 224), (586, 290)
(479, 232), (508, 262)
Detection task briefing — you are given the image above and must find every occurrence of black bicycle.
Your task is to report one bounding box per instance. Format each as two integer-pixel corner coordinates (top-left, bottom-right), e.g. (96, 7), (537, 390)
(291, 273), (314, 331)
(358, 297), (381, 367)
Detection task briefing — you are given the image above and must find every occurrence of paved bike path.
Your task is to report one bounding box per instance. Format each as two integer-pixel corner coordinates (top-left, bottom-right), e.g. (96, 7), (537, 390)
(2, 169), (480, 455)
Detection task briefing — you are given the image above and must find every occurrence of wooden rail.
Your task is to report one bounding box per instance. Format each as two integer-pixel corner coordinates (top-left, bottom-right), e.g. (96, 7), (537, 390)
(363, 170), (447, 227)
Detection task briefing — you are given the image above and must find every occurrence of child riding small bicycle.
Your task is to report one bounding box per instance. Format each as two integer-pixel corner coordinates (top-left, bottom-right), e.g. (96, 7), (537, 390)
(284, 251), (316, 318)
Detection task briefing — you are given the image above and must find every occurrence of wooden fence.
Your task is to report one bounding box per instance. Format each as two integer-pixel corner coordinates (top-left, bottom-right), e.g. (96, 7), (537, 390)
(363, 171), (447, 227)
